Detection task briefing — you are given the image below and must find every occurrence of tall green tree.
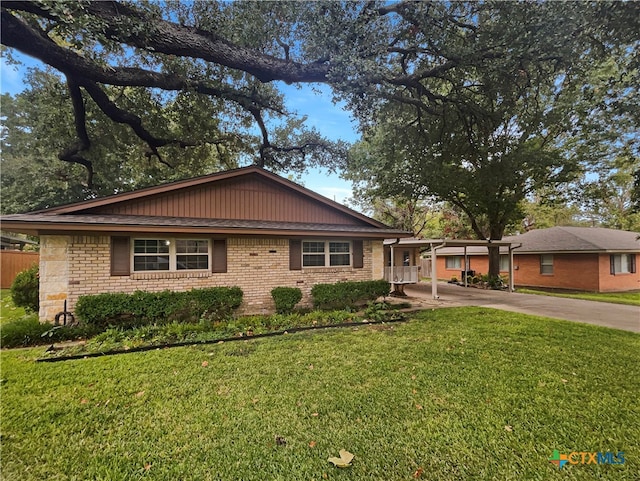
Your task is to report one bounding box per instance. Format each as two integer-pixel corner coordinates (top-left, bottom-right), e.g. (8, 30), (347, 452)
(1, 1), (638, 252)
(342, 2), (638, 277)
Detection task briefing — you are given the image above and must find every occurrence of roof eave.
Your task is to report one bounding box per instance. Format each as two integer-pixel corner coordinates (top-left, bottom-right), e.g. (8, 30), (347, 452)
(0, 220), (409, 240)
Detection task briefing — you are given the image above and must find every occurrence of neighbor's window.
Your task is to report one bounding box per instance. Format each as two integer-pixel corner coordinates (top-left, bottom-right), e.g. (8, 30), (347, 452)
(610, 254), (636, 274)
(445, 256), (461, 269)
(302, 241), (351, 267)
(499, 255), (510, 272)
(540, 254), (554, 275)
(133, 238), (210, 272)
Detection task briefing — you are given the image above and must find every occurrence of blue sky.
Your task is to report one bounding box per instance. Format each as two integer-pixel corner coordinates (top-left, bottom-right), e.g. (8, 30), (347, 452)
(0, 53), (358, 205)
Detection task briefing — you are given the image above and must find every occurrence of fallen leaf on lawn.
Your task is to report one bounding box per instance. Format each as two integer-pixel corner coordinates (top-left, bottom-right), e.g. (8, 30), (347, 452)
(308, 364), (314, 370)
(413, 467), (424, 478)
(311, 412), (319, 417)
(561, 379), (568, 383)
(135, 391), (145, 398)
(504, 425), (513, 432)
(144, 463), (152, 471)
(309, 441), (317, 448)
(415, 404), (423, 410)
(411, 375), (417, 380)
(412, 389), (417, 394)
(201, 361), (209, 367)
(328, 449), (354, 468)
(252, 398), (259, 404)
(80, 399), (88, 404)
(104, 399), (110, 406)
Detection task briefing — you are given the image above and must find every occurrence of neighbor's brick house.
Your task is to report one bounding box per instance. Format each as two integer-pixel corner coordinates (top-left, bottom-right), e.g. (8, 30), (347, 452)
(435, 226), (639, 292)
(1, 167), (408, 321)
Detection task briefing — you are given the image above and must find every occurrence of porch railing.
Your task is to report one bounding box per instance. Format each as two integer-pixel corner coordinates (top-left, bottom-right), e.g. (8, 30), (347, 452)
(383, 266), (419, 284)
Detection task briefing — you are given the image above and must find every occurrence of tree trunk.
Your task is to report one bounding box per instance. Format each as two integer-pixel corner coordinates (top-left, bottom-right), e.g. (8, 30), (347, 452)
(487, 244), (501, 279)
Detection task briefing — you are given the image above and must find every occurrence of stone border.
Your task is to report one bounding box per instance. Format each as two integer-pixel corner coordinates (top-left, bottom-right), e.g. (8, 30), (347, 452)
(36, 315), (408, 363)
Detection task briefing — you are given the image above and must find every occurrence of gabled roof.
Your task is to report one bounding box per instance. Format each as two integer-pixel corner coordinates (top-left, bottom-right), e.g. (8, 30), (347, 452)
(1, 166), (410, 239)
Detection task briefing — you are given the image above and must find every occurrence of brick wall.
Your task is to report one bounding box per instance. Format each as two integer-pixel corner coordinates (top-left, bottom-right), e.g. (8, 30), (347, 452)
(434, 252), (640, 292)
(434, 256), (489, 280)
(597, 253), (640, 292)
(512, 253), (600, 291)
(38, 235), (382, 321)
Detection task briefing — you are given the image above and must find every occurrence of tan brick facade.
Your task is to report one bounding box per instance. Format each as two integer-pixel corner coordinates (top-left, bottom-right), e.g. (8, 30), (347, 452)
(38, 235), (383, 322)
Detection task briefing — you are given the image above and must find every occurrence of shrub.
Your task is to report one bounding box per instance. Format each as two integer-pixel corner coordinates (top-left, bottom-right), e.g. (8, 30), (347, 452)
(311, 280), (390, 310)
(10, 264), (39, 312)
(75, 287), (243, 328)
(0, 315), (101, 348)
(271, 287), (303, 314)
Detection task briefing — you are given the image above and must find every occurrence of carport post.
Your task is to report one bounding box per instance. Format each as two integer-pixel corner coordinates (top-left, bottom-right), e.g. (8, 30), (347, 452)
(508, 244), (520, 292)
(431, 243), (439, 299)
(464, 246), (468, 288)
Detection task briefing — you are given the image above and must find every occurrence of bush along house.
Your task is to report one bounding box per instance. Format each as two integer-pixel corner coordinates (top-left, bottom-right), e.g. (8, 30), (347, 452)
(1, 167), (410, 321)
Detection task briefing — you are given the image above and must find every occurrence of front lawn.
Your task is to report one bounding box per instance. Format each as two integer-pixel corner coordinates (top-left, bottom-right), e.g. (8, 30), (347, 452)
(517, 288), (640, 306)
(0, 289), (27, 324)
(1, 307), (638, 480)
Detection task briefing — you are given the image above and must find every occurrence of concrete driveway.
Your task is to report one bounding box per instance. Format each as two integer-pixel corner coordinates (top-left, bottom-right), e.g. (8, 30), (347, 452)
(403, 282), (640, 333)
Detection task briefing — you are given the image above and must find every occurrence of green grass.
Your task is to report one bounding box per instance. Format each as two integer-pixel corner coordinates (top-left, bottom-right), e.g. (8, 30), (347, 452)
(0, 289), (27, 324)
(1, 307), (638, 480)
(517, 288), (640, 306)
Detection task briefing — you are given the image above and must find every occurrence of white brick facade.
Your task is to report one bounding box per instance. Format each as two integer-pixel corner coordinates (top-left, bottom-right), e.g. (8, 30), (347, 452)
(38, 235), (384, 321)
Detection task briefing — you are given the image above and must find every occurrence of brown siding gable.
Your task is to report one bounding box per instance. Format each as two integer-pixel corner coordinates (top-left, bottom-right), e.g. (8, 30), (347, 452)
(36, 167), (389, 230)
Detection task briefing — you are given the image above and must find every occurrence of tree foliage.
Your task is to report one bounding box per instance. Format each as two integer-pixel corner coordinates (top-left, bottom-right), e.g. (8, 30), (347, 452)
(1, 1), (638, 245)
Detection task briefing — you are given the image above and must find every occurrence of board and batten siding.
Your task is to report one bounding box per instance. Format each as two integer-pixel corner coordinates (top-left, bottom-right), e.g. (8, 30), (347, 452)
(85, 176), (363, 225)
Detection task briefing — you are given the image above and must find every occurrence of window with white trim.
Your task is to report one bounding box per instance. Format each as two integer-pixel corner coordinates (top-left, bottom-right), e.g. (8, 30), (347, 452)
(499, 255), (510, 272)
(132, 238), (210, 272)
(445, 256), (461, 269)
(540, 254), (554, 275)
(302, 240), (351, 267)
(610, 254), (636, 274)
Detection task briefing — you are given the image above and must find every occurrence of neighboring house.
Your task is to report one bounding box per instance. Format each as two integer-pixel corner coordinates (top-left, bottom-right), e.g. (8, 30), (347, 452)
(0, 166), (409, 320)
(434, 226), (640, 292)
(1, 233), (38, 250)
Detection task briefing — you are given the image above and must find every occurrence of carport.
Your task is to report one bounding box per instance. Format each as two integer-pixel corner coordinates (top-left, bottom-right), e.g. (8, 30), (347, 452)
(383, 238), (521, 299)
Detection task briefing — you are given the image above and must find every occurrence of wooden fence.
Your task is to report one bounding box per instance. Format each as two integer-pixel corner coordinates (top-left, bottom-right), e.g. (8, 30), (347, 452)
(1, 250), (39, 288)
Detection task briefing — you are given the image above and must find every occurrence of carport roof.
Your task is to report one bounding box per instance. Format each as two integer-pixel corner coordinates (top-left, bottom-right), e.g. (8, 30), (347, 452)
(383, 237), (518, 249)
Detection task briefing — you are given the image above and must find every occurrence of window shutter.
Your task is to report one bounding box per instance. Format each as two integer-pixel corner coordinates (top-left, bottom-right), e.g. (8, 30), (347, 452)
(111, 236), (130, 276)
(352, 240), (364, 269)
(289, 240), (302, 270)
(610, 255), (615, 275)
(631, 254), (637, 274)
(212, 239), (227, 273)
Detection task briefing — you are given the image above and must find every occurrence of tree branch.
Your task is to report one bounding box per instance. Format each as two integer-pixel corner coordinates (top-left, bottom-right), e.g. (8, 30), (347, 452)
(58, 76), (94, 188)
(2, 1), (330, 83)
(0, 10), (283, 115)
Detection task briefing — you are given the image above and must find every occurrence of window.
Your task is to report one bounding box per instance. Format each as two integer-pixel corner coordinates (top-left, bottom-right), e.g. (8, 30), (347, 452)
(302, 240), (351, 267)
(540, 254), (553, 275)
(176, 240), (209, 270)
(133, 238), (210, 272)
(499, 255), (510, 272)
(446, 256), (461, 269)
(610, 254), (636, 274)
(133, 239), (170, 271)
